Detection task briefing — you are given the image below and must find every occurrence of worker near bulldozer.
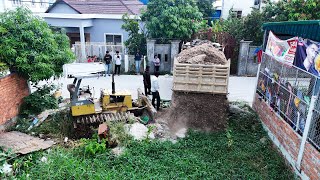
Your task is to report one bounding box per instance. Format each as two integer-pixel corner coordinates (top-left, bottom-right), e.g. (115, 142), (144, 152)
(151, 72), (160, 111)
(103, 51), (112, 76)
(114, 51), (122, 76)
(143, 66), (151, 96)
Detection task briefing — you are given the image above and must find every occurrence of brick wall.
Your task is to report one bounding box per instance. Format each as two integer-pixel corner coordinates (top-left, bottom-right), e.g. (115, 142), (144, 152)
(0, 73), (29, 125)
(253, 94), (320, 180)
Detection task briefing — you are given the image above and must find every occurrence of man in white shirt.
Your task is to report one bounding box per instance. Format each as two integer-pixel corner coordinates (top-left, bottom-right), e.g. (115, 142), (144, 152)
(114, 51), (122, 76)
(151, 72), (160, 111)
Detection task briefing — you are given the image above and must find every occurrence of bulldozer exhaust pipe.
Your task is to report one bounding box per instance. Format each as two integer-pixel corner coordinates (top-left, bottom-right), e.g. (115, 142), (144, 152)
(112, 73), (115, 94)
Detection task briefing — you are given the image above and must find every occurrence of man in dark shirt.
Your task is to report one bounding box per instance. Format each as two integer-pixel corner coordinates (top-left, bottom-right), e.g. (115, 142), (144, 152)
(143, 66), (151, 95)
(135, 50), (142, 75)
(104, 51), (112, 76)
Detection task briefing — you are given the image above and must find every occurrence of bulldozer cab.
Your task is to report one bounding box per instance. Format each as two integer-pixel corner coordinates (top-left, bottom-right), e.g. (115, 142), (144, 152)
(67, 75), (99, 116)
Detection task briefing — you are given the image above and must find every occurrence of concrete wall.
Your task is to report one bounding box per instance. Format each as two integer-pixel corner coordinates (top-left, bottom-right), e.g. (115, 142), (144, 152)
(237, 41), (259, 76)
(47, 3), (79, 14)
(0, 74), (29, 125)
(253, 94), (320, 180)
(154, 44), (171, 72)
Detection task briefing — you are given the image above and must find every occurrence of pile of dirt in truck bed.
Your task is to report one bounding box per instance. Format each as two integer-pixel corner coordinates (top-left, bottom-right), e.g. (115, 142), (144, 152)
(156, 92), (228, 133)
(177, 43), (227, 65)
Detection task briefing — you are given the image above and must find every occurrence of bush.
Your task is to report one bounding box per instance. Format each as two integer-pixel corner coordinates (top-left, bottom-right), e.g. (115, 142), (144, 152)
(20, 85), (58, 117)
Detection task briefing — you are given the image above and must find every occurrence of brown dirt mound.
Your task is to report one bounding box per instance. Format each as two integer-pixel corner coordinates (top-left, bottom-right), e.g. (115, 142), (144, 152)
(177, 43), (227, 65)
(156, 92), (228, 134)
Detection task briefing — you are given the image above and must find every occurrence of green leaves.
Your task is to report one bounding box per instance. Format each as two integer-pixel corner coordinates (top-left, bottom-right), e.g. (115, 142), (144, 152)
(121, 14), (147, 55)
(141, 0), (202, 40)
(19, 84), (58, 117)
(0, 7), (74, 82)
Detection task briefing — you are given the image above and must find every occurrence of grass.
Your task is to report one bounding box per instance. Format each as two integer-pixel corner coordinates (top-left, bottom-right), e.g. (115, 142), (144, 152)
(5, 105), (295, 179)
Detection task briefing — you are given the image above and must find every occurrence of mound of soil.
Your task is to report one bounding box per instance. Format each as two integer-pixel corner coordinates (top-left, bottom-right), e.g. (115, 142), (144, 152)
(177, 43), (227, 65)
(156, 92), (228, 134)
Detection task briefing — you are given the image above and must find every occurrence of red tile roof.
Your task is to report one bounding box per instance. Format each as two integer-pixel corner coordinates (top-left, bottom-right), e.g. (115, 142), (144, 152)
(47, 0), (145, 15)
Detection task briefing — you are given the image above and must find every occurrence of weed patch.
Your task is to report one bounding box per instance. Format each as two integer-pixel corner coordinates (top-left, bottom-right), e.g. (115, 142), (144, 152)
(9, 107), (295, 179)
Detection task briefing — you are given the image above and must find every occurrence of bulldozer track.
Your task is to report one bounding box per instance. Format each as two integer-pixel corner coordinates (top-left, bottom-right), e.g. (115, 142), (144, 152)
(75, 111), (132, 125)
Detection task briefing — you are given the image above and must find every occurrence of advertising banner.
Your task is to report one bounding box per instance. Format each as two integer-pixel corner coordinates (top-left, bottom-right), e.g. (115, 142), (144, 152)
(265, 31), (298, 65)
(294, 39), (320, 77)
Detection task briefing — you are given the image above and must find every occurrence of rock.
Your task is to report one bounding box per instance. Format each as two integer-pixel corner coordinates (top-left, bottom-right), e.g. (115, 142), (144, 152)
(1, 162), (12, 175)
(64, 137), (68, 143)
(40, 156), (48, 163)
(229, 104), (246, 114)
(39, 134), (44, 138)
(111, 147), (125, 156)
(175, 128), (187, 139)
(127, 123), (148, 140)
(260, 137), (267, 144)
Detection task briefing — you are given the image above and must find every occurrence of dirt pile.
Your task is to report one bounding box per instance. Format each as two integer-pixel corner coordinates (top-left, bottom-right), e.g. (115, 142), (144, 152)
(177, 43), (227, 65)
(157, 92), (228, 134)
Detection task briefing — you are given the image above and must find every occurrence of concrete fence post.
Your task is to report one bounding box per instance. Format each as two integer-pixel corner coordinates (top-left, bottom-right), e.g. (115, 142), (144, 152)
(124, 55), (129, 72)
(296, 95), (317, 170)
(237, 40), (252, 76)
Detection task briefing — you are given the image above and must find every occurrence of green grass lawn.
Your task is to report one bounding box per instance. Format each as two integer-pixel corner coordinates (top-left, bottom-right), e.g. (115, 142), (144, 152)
(8, 106), (294, 179)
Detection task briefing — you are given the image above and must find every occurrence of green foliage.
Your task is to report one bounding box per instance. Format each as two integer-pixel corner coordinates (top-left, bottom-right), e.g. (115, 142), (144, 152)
(121, 14), (147, 55)
(20, 84), (58, 117)
(12, 107), (295, 179)
(141, 0), (202, 41)
(108, 122), (133, 147)
(0, 7), (74, 82)
(81, 137), (107, 156)
(263, 0), (320, 21)
(196, 0), (214, 19)
(0, 62), (9, 77)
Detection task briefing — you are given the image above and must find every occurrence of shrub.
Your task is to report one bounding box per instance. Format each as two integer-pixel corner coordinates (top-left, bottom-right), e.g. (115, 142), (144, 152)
(20, 85), (58, 117)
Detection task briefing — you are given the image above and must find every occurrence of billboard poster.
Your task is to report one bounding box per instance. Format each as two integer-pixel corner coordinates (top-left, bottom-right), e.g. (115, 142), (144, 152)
(265, 31), (298, 65)
(294, 39), (320, 77)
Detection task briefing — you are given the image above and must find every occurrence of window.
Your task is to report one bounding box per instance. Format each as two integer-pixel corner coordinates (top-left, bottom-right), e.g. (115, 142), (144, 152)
(12, 0), (21, 5)
(165, 54), (168, 62)
(231, 10), (242, 18)
(105, 34), (122, 45)
(157, 54), (162, 61)
(254, 0), (260, 6)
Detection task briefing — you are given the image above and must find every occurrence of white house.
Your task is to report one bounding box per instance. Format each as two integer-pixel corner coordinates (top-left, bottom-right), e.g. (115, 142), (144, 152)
(0, 0), (55, 13)
(220, 0), (278, 19)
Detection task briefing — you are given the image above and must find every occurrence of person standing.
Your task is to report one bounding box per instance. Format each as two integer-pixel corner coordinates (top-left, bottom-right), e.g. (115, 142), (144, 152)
(151, 72), (160, 111)
(153, 55), (160, 73)
(135, 50), (142, 75)
(143, 66), (151, 96)
(104, 51), (112, 76)
(114, 51), (121, 76)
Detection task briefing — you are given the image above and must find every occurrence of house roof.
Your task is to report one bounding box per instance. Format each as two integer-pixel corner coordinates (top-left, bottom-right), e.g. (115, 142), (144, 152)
(46, 0), (145, 15)
(262, 20), (320, 41)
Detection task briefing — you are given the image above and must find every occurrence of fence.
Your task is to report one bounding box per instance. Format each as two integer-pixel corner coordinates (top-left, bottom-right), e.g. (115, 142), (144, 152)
(256, 52), (320, 150)
(73, 42), (124, 63)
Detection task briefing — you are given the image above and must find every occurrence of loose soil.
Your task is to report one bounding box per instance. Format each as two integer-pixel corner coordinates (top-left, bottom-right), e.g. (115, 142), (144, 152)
(177, 43), (227, 65)
(156, 92), (228, 134)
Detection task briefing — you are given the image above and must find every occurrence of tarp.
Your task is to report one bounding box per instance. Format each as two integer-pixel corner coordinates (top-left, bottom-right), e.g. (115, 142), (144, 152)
(63, 63), (106, 78)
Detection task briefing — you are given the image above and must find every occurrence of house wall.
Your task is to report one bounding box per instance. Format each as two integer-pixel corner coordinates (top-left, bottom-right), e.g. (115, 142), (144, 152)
(86, 19), (129, 43)
(0, 74), (29, 126)
(0, 0), (53, 13)
(253, 94), (320, 180)
(48, 3), (79, 14)
(221, 0), (255, 19)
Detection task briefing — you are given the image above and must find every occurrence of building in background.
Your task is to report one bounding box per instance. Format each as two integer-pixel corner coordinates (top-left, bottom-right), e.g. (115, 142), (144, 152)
(220, 0), (278, 19)
(40, 0), (145, 61)
(0, 0), (55, 13)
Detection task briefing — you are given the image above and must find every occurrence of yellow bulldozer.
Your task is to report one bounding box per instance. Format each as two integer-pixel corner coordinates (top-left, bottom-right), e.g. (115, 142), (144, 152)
(64, 63), (156, 127)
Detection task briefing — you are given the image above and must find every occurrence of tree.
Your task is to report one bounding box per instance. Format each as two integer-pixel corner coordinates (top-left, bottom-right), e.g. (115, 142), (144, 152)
(141, 0), (202, 41)
(0, 7), (74, 82)
(196, 0), (214, 24)
(121, 14), (147, 55)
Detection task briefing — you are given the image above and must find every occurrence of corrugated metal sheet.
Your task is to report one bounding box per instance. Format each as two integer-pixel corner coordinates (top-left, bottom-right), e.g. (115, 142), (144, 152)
(262, 20), (320, 41)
